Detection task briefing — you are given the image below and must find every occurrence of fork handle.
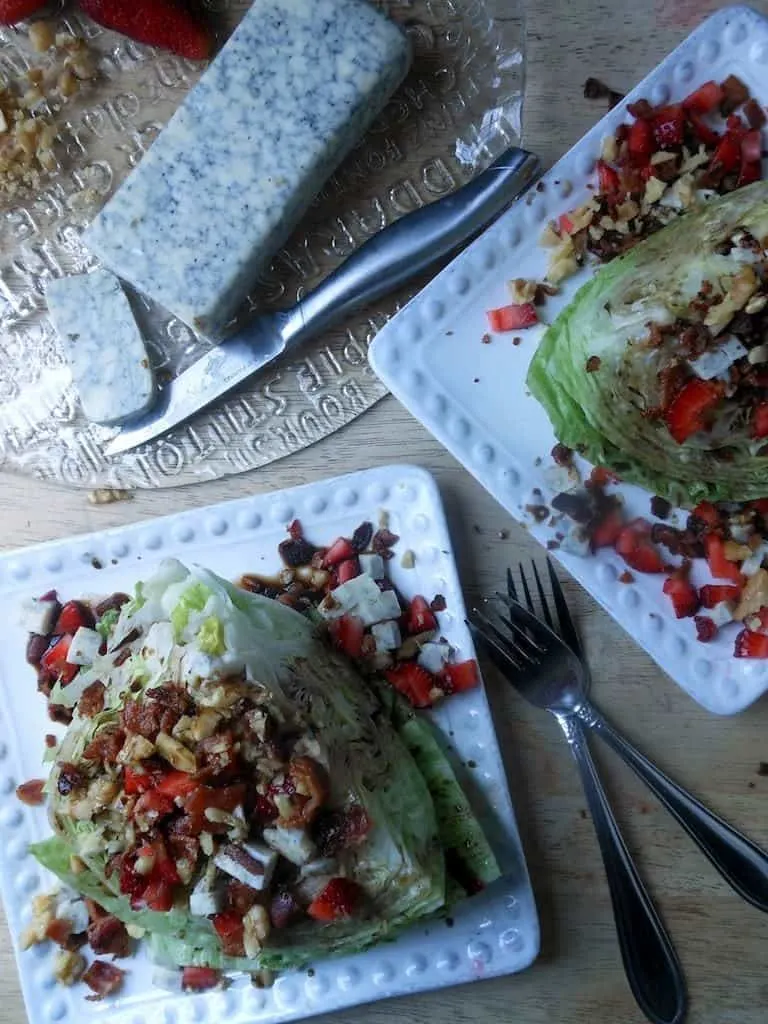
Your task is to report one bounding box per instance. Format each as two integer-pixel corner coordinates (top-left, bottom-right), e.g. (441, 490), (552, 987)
(558, 714), (687, 1024)
(581, 705), (768, 912)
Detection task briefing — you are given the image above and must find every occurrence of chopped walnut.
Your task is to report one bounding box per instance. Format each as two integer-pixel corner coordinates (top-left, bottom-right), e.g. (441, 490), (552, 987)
(20, 893), (57, 950)
(53, 949), (86, 986)
(29, 21), (56, 53)
(400, 549), (416, 569)
(508, 277), (538, 303)
(243, 905), (271, 958)
(0, 33), (96, 203)
(87, 489), (132, 506)
(601, 134), (618, 163)
(155, 731), (197, 773)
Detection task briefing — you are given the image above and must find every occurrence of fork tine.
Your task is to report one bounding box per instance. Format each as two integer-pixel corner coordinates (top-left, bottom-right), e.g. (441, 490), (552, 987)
(493, 595), (547, 654)
(546, 557), (583, 658)
(518, 562), (534, 613)
(506, 567), (518, 602)
(531, 561), (555, 630)
(473, 607), (539, 665)
(467, 614), (526, 673)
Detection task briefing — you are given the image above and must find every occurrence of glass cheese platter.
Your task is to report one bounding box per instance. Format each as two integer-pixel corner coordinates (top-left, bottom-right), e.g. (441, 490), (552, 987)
(0, 0), (526, 489)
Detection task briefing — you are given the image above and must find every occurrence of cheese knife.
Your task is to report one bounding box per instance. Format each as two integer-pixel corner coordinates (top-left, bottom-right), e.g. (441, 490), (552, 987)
(104, 146), (539, 456)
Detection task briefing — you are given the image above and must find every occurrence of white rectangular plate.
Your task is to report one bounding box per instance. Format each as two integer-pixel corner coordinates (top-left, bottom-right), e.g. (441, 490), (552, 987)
(370, 4), (768, 715)
(0, 465), (538, 1024)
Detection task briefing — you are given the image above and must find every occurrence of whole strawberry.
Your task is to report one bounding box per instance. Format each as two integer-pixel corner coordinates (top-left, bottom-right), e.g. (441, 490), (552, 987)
(78, 0), (211, 61)
(0, 0), (47, 24)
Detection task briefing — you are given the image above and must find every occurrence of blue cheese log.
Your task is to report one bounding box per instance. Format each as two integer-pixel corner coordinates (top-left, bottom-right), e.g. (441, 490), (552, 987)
(46, 270), (155, 426)
(83, 0), (411, 339)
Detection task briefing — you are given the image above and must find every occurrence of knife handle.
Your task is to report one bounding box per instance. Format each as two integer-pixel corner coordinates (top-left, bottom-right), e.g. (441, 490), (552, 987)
(281, 146), (539, 347)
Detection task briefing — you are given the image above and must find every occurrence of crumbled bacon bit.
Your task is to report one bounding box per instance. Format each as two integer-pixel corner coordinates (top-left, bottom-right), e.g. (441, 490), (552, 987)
(87, 914), (131, 958)
(481, 333), (492, 344)
(48, 704), (73, 725)
(618, 570), (634, 584)
(372, 528), (400, 559)
(83, 727), (125, 764)
(83, 960), (125, 1001)
(585, 356), (601, 372)
(78, 680), (106, 718)
(45, 917), (73, 947)
(430, 594), (447, 612)
(45, 734), (57, 749)
(551, 443), (574, 467)
(15, 779), (45, 805)
(720, 74), (750, 115)
(694, 616), (718, 643)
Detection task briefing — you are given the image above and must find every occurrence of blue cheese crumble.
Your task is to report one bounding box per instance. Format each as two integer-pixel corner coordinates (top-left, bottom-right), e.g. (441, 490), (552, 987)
(46, 270), (155, 426)
(83, 0), (411, 339)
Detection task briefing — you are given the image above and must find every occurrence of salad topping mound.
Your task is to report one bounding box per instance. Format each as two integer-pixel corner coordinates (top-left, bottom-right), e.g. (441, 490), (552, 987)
(17, 525), (490, 996)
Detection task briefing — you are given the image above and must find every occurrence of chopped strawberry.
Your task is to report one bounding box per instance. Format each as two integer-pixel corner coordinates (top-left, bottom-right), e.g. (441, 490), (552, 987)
(486, 303), (538, 332)
(558, 213), (574, 234)
(741, 129), (762, 164)
(123, 764), (164, 795)
(652, 105), (684, 148)
(133, 789), (175, 821)
(337, 558), (360, 585)
(688, 111), (720, 148)
(407, 595), (438, 635)
(328, 614), (365, 659)
(587, 466), (620, 487)
(615, 520), (664, 574)
(749, 498), (768, 517)
(627, 118), (654, 164)
(734, 629), (768, 658)
(155, 770), (198, 800)
(182, 967), (221, 992)
(54, 600), (94, 635)
(596, 159), (620, 194)
(738, 160), (762, 187)
(212, 911), (244, 955)
(307, 878), (363, 922)
(683, 80), (724, 114)
(748, 607), (768, 633)
(694, 616), (718, 643)
(142, 877), (173, 912)
(662, 574), (700, 618)
(79, 0), (212, 61)
(323, 537), (356, 567)
(591, 508), (624, 549)
(0, 0), (45, 23)
(752, 403), (768, 439)
(664, 378), (723, 444)
(384, 663), (435, 708)
(699, 583), (741, 608)
(439, 660), (480, 694)
(41, 635), (78, 685)
(287, 519), (303, 541)
(704, 534), (744, 585)
(710, 132), (742, 173)
(692, 501), (720, 528)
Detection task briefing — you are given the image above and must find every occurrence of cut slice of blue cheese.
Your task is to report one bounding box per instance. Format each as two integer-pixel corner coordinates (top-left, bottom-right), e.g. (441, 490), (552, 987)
(46, 270), (155, 426)
(82, 0), (411, 339)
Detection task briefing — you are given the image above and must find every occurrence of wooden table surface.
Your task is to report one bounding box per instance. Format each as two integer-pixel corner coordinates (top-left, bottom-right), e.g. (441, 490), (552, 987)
(2, 1), (768, 1022)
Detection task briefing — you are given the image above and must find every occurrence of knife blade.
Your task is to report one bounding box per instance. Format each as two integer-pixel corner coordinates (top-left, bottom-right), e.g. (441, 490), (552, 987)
(105, 146), (539, 456)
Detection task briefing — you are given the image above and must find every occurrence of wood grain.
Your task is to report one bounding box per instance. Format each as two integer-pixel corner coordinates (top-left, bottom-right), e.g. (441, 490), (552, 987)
(2, 2), (768, 1022)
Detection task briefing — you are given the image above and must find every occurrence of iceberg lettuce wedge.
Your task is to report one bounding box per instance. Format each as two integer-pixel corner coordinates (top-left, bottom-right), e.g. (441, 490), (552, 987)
(30, 560), (499, 972)
(528, 180), (768, 505)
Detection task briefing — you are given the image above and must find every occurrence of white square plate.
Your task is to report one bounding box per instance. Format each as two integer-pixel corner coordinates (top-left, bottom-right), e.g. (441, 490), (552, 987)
(370, 4), (768, 715)
(0, 465), (538, 1024)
